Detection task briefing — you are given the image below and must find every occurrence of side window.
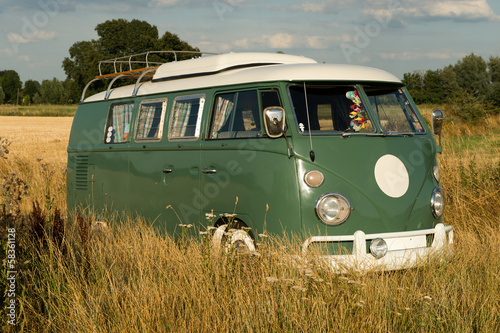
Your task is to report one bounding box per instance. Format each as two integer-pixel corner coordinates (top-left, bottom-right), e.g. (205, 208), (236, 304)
(210, 90), (261, 139)
(169, 94), (205, 140)
(260, 90), (282, 110)
(105, 102), (134, 144)
(135, 98), (167, 141)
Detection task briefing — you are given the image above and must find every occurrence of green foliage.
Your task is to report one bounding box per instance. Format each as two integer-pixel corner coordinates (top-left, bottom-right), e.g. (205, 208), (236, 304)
(23, 80), (41, 101)
(454, 53), (490, 98)
(0, 86), (4, 105)
(39, 78), (65, 104)
(403, 53), (499, 121)
(0, 70), (22, 104)
(62, 19), (200, 101)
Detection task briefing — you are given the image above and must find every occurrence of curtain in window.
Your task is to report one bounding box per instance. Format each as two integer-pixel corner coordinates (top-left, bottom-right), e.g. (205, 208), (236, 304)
(171, 101), (193, 137)
(211, 95), (235, 138)
(137, 104), (157, 139)
(111, 103), (133, 143)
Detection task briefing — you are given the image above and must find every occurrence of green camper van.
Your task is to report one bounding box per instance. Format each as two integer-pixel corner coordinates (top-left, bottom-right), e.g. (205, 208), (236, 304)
(67, 51), (453, 271)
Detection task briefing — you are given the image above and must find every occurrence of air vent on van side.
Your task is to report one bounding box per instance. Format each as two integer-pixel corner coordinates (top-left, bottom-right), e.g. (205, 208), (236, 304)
(75, 155), (89, 191)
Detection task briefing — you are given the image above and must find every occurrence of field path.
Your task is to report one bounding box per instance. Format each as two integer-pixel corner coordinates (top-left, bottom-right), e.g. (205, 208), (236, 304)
(0, 116), (73, 165)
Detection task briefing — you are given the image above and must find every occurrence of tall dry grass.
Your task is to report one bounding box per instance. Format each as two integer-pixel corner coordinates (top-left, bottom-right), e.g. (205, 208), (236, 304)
(1, 111), (500, 332)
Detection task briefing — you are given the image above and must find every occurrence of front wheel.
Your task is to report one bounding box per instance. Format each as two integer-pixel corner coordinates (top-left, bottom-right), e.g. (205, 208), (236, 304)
(212, 220), (256, 253)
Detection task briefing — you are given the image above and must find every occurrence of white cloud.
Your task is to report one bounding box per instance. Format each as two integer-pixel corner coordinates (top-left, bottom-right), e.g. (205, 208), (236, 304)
(279, 0), (500, 22)
(289, 2), (327, 13)
(18, 55), (30, 62)
(231, 33), (351, 51)
(378, 50), (468, 61)
(365, 0), (500, 22)
(148, 0), (182, 7)
(0, 48), (15, 56)
(7, 30), (56, 44)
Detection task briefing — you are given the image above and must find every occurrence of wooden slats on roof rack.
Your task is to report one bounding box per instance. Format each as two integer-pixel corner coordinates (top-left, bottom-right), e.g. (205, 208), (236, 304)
(95, 67), (158, 80)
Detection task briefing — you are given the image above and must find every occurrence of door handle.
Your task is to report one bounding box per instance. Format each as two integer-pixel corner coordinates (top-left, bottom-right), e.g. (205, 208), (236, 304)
(162, 168), (173, 174)
(202, 168), (217, 174)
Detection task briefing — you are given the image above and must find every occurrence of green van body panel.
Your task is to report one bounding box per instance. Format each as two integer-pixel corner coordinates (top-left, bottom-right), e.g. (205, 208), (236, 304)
(67, 53), (452, 268)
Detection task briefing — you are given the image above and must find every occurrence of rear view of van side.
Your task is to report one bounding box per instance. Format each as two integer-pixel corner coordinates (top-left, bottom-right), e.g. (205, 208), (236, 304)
(67, 52), (453, 272)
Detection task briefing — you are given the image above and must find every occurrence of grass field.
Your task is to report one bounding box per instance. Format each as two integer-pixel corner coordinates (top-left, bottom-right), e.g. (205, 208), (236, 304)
(1, 107), (499, 332)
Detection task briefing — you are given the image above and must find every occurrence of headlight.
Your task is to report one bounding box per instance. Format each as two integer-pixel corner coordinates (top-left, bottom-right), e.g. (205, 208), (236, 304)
(370, 238), (388, 259)
(304, 170), (324, 188)
(431, 187), (445, 218)
(433, 165), (440, 182)
(315, 193), (351, 225)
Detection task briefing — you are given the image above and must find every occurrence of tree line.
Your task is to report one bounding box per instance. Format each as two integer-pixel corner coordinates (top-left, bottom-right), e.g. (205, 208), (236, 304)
(402, 53), (500, 121)
(0, 19), (199, 105)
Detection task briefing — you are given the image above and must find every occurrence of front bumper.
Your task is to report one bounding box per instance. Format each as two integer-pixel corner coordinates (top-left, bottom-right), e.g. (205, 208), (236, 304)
(303, 223), (453, 272)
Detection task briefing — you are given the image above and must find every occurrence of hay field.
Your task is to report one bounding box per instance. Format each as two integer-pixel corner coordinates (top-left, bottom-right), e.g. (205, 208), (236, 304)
(1, 111), (500, 332)
(0, 116), (72, 166)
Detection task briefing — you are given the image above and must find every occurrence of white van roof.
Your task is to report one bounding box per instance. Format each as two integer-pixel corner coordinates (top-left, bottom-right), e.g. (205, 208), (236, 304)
(84, 52), (401, 102)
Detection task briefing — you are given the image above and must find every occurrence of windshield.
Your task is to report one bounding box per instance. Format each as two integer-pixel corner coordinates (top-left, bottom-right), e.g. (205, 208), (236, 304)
(289, 84), (425, 135)
(289, 84), (374, 134)
(364, 86), (425, 133)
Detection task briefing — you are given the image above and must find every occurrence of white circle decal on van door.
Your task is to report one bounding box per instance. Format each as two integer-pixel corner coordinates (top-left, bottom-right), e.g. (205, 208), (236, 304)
(374, 154), (409, 198)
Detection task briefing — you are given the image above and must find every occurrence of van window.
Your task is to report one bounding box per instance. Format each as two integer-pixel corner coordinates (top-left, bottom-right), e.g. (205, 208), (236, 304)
(105, 102), (134, 144)
(210, 90), (263, 139)
(135, 98), (167, 141)
(169, 94), (205, 140)
(364, 87), (425, 133)
(289, 84), (374, 134)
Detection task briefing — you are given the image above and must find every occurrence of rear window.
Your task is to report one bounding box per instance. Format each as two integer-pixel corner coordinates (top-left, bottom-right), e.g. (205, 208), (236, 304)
(105, 102), (134, 144)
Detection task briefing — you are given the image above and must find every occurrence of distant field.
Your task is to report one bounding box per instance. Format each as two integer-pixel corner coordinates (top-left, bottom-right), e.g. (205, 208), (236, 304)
(0, 104), (77, 117)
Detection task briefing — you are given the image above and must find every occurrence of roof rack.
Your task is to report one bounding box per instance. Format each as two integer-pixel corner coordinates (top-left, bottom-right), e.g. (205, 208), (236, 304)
(80, 51), (219, 102)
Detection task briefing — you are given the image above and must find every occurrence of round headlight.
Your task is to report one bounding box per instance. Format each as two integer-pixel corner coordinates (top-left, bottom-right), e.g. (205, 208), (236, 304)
(431, 187), (445, 218)
(315, 193), (351, 225)
(370, 238), (388, 259)
(433, 165), (441, 182)
(304, 170), (324, 188)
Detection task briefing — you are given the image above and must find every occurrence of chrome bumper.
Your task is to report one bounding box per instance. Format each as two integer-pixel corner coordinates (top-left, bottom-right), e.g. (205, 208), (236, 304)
(302, 223), (454, 272)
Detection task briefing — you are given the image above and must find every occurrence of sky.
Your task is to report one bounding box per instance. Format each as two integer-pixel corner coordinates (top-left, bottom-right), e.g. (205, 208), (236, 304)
(1, 0), (499, 83)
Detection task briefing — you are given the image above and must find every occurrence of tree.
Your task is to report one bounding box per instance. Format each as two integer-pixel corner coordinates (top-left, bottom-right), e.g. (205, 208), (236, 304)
(23, 80), (41, 101)
(402, 71), (425, 103)
(422, 70), (444, 104)
(0, 86), (5, 104)
(453, 53), (490, 98)
(489, 56), (500, 83)
(63, 19), (199, 99)
(440, 65), (460, 102)
(0, 70), (22, 104)
(39, 78), (65, 104)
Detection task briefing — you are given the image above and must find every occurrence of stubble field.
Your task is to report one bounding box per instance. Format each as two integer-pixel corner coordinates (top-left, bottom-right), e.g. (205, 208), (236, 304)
(1, 107), (499, 332)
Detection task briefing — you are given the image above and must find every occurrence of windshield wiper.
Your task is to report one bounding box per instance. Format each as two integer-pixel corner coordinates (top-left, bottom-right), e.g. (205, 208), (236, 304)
(366, 132), (415, 137)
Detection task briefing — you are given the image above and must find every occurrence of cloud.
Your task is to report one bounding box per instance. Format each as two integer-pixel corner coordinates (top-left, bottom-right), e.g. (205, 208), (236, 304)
(18, 55), (30, 62)
(276, 0), (500, 22)
(378, 50), (467, 61)
(148, 0), (182, 7)
(231, 33), (351, 50)
(7, 30), (56, 44)
(0, 48), (15, 56)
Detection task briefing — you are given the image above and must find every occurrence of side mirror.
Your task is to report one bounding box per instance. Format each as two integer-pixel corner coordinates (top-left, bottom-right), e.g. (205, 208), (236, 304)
(431, 109), (444, 147)
(264, 106), (285, 138)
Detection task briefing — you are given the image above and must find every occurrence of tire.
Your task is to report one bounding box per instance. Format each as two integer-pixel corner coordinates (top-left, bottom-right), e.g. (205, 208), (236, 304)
(212, 219), (256, 253)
